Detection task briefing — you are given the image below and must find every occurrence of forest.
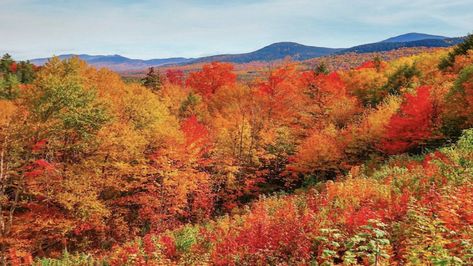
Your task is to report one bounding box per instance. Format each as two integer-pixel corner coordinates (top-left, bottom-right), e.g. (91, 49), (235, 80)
(1, 35), (473, 265)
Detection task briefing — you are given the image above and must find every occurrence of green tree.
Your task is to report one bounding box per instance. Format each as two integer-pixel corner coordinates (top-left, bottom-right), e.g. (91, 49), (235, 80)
(142, 67), (163, 92)
(382, 64), (421, 96)
(179, 92), (201, 118)
(27, 57), (109, 165)
(439, 34), (473, 70)
(0, 54), (20, 99)
(0, 74), (20, 100)
(314, 62), (329, 75)
(0, 54), (14, 73)
(373, 56), (383, 72)
(442, 64), (473, 139)
(16, 61), (36, 84)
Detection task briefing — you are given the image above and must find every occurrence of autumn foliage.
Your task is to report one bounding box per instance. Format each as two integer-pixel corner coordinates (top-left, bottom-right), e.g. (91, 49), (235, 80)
(380, 85), (440, 154)
(186, 62), (236, 97)
(2, 38), (473, 265)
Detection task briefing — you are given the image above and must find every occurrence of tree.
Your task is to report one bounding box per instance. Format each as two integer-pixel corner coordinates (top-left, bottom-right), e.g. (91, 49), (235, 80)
(166, 69), (185, 87)
(0, 100), (24, 264)
(186, 62), (236, 97)
(442, 64), (473, 138)
(257, 64), (304, 125)
(314, 62), (329, 75)
(382, 64), (421, 97)
(26, 57), (109, 165)
(288, 126), (345, 183)
(355, 57), (385, 72)
(0, 73), (19, 100)
(439, 34), (473, 70)
(181, 115), (211, 162)
(93, 72), (183, 240)
(179, 92), (203, 118)
(210, 84), (266, 209)
(345, 64), (387, 107)
(380, 86), (439, 155)
(373, 56), (383, 71)
(11, 58), (112, 255)
(345, 95), (401, 161)
(142, 67), (163, 92)
(299, 70), (358, 128)
(0, 54), (21, 100)
(16, 61), (36, 84)
(0, 54), (14, 74)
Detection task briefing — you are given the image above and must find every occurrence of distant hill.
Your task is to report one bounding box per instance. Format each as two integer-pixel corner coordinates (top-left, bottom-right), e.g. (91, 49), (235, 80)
(339, 37), (464, 54)
(188, 42), (343, 64)
(30, 54), (192, 71)
(381, 32), (448, 43)
(30, 32), (465, 72)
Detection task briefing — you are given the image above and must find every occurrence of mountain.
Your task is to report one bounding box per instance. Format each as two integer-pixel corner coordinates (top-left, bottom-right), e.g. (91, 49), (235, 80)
(30, 33), (464, 72)
(339, 37), (464, 54)
(30, 43), (342, 71)
(188, 42), (343, 64)
(381, 32), (448, 43)
(187, 34), (462, 64)
(30, 54), (193, 71)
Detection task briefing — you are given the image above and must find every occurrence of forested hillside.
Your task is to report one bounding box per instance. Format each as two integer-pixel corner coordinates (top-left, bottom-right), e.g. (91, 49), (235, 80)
(1, 35), (473, 265)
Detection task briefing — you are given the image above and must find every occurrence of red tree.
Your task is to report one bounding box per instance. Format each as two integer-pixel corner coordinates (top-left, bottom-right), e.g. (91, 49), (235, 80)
(355, 60), (377, 70)
(186, 62), (236, 97)
(181, 115), (211, 159)
(166, 69), (185, 86)
(380, 85), (438, 154)
(299, 71), (347, 98)
(10, 62), (17, 73)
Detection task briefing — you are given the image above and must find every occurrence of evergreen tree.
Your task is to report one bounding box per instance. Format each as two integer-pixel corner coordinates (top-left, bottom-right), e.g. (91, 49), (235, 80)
(0, 53), (13, 73)
(314, 62), (329, 75)
(16, 61), (36, 83)
(0, 74), (19, 100)
(142, 67), (163, 92)
(0, 54), (20, 99)
(439, 34), (473, 70)
(373, 56), (382, 72)
(382, 64), (421, 96)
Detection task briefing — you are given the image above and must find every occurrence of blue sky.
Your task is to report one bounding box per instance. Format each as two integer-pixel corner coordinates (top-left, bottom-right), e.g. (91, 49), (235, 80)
(0, 0), (472, 60)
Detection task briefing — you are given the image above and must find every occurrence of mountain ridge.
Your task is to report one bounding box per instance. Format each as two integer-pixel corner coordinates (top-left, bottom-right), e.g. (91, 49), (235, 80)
(30, 33), (464, 72)
(186, 42), (343, 64)
(30, 54), (193, 71)
(381, 32), (448, 43)
(339, 37), (464, 54)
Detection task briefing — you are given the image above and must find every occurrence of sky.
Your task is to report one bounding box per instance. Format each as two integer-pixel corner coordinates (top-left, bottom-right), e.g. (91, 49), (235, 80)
(0, 0), (472, 60)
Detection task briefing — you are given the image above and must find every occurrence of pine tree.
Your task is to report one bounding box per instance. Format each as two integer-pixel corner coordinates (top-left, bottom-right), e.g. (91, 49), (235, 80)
(142, 67), (163, 92)
(0, 53), (14, 74)
(439, 34), (473, 70)
(314, 62), (329, 75)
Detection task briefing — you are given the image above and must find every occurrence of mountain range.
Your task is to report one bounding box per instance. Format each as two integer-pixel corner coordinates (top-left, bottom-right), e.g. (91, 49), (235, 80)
(339, 36), (463, 54)
(380, 32), (448, 43)
(30, 33), (464, 72)
(30, 54), (190, 72)
(188, 42), (344, 64)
